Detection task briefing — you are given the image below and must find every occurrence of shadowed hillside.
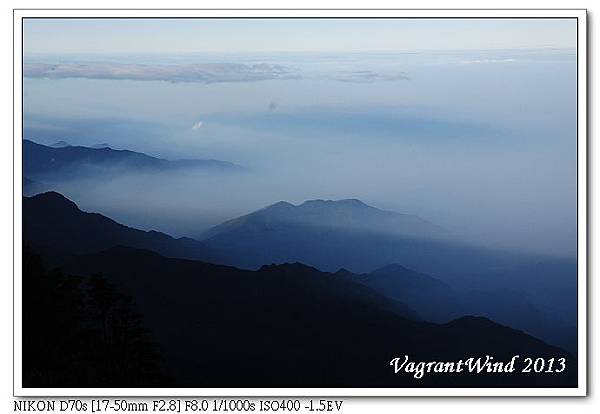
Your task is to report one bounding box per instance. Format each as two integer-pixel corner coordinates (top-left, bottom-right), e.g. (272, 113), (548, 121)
(22, 192), (578, 387)
(24, 192), (577, 354)
(200, 199), (577, 349)
(28, 243), (577, 388)
(23, 245), (166, 387)
(24, 191), (221, 262)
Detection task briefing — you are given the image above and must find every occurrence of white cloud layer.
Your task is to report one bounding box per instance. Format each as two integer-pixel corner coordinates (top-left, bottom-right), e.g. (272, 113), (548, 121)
(24, 62), (299, 83)
(24, 62), (414, 85)
(330, 70), (410, 83)
(460, 58), (517, 64)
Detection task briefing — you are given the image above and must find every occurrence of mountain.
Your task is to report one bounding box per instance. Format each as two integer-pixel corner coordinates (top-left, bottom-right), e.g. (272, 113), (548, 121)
(23, 191), (220, 262)
(201, 199), (575, 303)
(202, 198), (456, 272)
(200, 198), (558, 279)
(348, 264), (576, 353)
(27, 244), (576, 388)
(24, 192), (575, 354)
(22, 192), (577, 387)
(351, 264), (463, 322)
(90, 143), (111, 149)
(202, 199), (577, 352)
(368, 263), (451, 294)
(204, 198), (448, 241)
(23, 139), (244, 181)
(49, 140), (70, 148)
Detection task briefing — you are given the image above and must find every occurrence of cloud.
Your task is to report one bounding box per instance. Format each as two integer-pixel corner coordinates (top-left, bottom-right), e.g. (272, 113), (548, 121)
(24, 62), (300, 84)
(24, 62), (413, 85)
(192, 121), (203, 131)
(460, 58), (516, 64)
(330, 70), (410, 83)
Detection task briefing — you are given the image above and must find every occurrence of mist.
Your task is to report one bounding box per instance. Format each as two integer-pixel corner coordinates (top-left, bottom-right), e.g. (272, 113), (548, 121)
(23, 49), (577, 258)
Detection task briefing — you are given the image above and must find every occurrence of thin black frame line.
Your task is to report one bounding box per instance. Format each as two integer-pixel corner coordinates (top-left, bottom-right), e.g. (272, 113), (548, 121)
(12, 7), (15, 398)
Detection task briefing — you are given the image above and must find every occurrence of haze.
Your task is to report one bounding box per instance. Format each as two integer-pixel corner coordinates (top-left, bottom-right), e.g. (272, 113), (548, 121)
(23, 18), (577, 257)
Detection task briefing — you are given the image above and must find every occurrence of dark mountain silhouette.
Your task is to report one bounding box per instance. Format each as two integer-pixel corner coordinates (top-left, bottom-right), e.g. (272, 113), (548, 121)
(29, 243), (576, 388)
(202, 199), (577, 353)
(24, 192), (577, 354)
(351, 264), (462, 321)
(201, 200), (576, 302)
(24, 192), (220, 263)
(349, 264), (576, 353)
(24, 139), (244, 181)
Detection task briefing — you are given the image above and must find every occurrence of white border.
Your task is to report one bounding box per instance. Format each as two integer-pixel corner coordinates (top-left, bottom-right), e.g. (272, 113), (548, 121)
(13, 8), (587, 397)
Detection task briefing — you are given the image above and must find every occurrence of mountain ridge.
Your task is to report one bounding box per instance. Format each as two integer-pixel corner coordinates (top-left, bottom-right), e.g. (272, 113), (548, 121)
(23, 139), (244, 181)
(24, 190), (578, 354)
(23, 191), (220, 263)
(203, 197), (448, 242)
(26, 242), (576, 387)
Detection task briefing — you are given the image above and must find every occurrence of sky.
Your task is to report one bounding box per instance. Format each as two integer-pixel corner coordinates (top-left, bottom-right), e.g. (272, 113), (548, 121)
(23, 18), (577, 54)
(22, 18), (578, 258)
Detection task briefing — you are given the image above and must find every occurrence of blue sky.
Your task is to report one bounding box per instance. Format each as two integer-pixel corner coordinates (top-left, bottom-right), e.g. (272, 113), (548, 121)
(24, 18), (577, 54)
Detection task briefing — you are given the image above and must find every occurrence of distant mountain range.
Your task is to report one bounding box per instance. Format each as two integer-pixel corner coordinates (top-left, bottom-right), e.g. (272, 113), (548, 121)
(200, 198), (577, 352)
(23, 139), (244, 181)
(201, 198), (454, 272)
(348, 263), (576, 353)
(200, 198), (564, 281)
(24, 191), (577, 354)
(23, 191), (576, 387)
(349, 264), (463, 321)
(204, 198), (449, 240)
